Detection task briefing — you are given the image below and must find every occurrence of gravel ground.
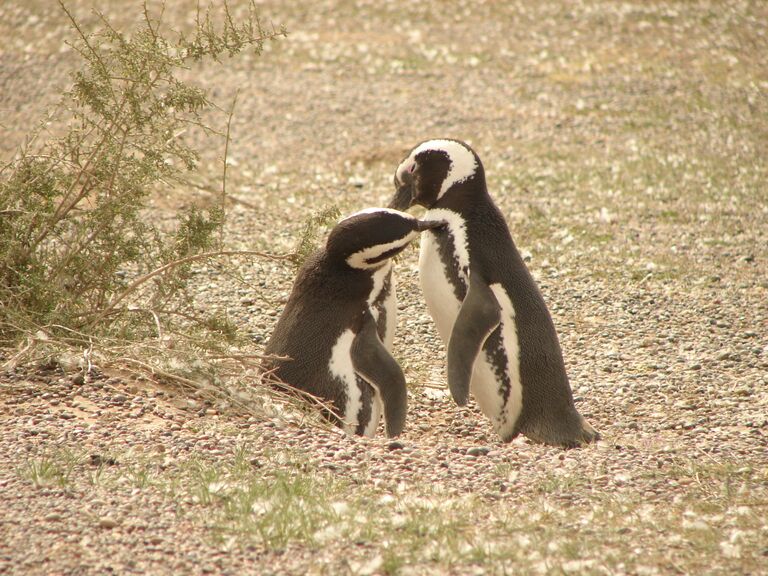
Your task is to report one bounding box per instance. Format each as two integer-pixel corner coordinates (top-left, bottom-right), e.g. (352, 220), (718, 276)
(1, 1), (767, 575)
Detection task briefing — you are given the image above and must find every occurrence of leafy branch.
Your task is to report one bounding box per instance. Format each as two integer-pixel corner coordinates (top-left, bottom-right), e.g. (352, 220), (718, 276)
(0, 1), (286, 348)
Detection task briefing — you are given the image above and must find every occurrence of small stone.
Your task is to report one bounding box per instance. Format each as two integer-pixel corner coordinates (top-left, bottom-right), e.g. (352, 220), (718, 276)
(614, 473), (631, 484)
(466, 447), (490, 457)
(733, 384), (751, 396)
(99, 517), (119, 529)
(347, 176), (366, 188)
(71, 373), (85, 385)
(90, 454), (118, 466)
(45, 513), (62, 521)
(387, 441), (404, 451)
(675, 401), (695, 410)
(716, 349), (733, 361)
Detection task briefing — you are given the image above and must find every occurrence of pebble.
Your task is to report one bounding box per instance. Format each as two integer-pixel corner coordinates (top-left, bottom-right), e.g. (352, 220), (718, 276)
(716, 349), (733, 361)
(387, 441), (405, 451)
(99, 517), (119, 529)
(90, 454), (118, 466)
(466, 447), (490, 457)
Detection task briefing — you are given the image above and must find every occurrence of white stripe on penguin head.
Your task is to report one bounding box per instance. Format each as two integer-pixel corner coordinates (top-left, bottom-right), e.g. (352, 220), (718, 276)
(338, 207), (413, 223)
(346, 230), (419, 270)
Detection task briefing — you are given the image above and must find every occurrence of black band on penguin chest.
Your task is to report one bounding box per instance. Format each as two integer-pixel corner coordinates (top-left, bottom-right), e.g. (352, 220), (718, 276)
(483, 330), (514, 418)
(434, 231), (468, 302)
(371, 270), (392, 341)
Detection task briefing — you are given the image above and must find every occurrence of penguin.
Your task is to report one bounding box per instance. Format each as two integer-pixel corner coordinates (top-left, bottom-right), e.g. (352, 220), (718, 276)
(389, 139), (599, 447)
(264, 208), (445, 437)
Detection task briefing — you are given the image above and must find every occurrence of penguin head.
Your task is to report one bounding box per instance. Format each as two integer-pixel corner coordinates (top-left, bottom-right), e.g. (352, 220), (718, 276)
(389, 139), (484, 211)
(326, 208), (445, 270)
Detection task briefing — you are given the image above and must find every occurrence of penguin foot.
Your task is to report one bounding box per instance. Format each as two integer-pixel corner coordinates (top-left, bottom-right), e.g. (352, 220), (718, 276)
(517, 411), (600, 449)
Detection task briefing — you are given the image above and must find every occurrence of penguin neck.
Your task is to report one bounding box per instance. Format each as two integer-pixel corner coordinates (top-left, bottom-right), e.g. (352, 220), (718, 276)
(431, 174), (488, 216)
(310, 252), (376, 300)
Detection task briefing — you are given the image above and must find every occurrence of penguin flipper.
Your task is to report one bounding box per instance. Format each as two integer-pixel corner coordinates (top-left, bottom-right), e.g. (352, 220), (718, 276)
(447, 273), (501, 406)
(351, 310), (407, 437)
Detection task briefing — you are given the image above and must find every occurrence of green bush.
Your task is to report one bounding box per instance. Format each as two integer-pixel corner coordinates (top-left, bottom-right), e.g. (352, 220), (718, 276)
(0, 1), (286, 347)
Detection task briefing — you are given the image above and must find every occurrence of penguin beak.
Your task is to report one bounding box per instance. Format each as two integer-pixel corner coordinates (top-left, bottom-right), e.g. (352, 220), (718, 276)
(415, 219), (447, 232)
(389, 184), (413, 211)
(389, 169), (415, 211)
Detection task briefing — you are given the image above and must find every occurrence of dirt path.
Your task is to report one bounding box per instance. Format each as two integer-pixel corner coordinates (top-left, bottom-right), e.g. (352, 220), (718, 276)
(1, 1), (767, 574)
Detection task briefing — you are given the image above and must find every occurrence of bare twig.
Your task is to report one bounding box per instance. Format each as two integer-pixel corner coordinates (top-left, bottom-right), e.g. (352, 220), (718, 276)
(207, 352), (288, 362)
(86, 249), (290, 329)
(220, 91), (238, 245)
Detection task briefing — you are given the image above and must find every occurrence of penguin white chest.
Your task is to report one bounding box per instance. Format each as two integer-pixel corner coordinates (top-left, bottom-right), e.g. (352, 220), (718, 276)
(368, 262), (396, 351)
(328, 329), (362, 435)
(418, 209), (469, 341)
(418, 208), (521, 433)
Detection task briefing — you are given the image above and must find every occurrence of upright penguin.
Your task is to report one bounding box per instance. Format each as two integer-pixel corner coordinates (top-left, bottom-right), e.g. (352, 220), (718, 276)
(264, 208), (444, 437)
(389, 139), (599, 447)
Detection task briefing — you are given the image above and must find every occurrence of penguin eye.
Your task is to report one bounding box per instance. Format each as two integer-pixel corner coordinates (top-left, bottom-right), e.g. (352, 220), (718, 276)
(407, 163), (416, 174)
(365, 245), (406, 266)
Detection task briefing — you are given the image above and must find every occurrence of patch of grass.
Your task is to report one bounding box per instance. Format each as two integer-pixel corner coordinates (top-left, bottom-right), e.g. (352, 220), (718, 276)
(17, 448), (82, 489)
(13, 439), (768, 573)
(215, 471), (341, 548)
(174, 444), (346, 549)
(666, 458), (762, 506)
(535, 470), (593, 496)
(120, 460), (158, 490)
(18, 457), (72, 489)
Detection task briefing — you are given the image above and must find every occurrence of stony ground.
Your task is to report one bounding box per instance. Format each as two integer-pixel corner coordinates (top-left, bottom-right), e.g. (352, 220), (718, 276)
(1, 1), (767, 575)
